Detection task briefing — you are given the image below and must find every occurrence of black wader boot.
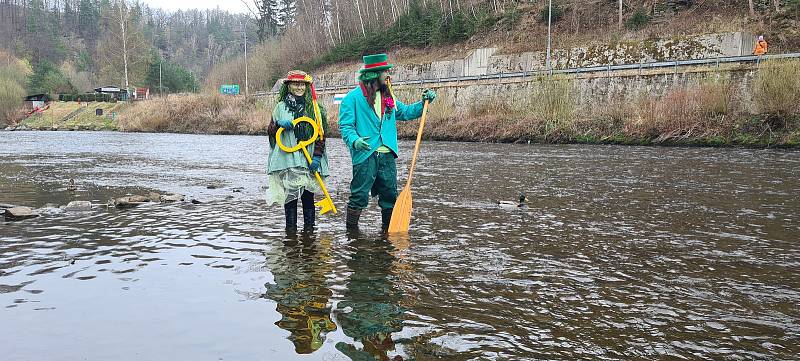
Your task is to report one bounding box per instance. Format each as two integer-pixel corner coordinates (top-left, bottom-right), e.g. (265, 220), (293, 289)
(301, 191), (315, 231)
(381, 208), (394, 233)
(284, 200), (298, 233)
(346, 207), (361, 232)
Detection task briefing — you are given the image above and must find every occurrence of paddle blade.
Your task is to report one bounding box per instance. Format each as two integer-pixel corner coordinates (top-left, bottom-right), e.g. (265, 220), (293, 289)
(315, 198), (337, 215)
(388, 187), (413, 234)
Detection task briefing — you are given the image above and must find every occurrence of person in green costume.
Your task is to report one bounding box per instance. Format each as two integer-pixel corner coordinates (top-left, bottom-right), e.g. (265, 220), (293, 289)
(267, 70), (330, 232)
(338, 54), (436, 232)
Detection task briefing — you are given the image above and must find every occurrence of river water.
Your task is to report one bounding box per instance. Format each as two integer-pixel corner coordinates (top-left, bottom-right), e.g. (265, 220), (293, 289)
(1, 131), (798, 360)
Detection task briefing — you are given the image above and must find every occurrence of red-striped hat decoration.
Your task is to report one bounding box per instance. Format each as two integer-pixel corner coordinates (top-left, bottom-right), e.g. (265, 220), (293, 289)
(359, 54), (394, 74)
(284, 70), (313, 83)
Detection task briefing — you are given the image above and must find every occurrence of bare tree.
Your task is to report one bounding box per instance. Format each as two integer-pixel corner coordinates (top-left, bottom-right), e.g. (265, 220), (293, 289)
(96, 0), (150, 88)
(118, 0), (130, 90)
(354, 0), (366, 37)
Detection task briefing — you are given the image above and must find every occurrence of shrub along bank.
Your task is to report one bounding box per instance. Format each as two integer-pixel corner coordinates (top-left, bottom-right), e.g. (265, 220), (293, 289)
(17, 60), (800, 148)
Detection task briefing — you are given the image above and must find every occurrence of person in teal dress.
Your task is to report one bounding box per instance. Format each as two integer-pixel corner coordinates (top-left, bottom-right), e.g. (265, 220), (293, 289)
(267, 70), (330, 232)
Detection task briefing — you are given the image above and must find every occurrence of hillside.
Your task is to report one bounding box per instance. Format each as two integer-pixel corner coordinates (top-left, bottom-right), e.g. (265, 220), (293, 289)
(208, 0), (799, 91)
(0, 0), (253, 94)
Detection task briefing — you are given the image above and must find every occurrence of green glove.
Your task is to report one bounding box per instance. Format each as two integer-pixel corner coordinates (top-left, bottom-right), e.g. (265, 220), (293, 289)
(353, 137), (371, 151)
(422, 89), (437, 103)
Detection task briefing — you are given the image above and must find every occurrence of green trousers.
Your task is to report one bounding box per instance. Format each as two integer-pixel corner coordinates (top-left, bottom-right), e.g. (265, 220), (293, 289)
(347, 152), (397, 210)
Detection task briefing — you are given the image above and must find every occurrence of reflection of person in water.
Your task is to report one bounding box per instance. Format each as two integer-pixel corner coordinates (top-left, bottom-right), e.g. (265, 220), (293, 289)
(335, 237), (407, 361)
(262, 235), (337, 354)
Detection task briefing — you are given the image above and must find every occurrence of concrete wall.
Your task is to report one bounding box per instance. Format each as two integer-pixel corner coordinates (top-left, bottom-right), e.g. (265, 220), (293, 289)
(463, 47), (497, 76)
(310, 66), (758, 119)
(308, 32), (757, 89)
(487, 32), (755, 74)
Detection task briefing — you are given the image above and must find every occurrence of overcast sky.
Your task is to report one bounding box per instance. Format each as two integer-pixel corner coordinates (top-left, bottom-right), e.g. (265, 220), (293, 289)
(141, 0), (251, 14)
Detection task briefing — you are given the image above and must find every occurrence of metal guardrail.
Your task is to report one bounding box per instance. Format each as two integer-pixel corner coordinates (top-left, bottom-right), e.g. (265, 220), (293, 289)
(253, 52), (800, 96)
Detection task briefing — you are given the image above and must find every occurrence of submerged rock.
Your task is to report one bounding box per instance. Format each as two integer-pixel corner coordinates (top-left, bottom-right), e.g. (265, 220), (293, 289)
(160, 193), (185, 203)
(37, 207), (65, 216)
(112, 196), (150, 209)
(63, 201), (92, 211)
(4, 206), (39, 221)
(0, 203), (19, 209)
(128, 195), (151, 203)
(147, 192), (161, 202)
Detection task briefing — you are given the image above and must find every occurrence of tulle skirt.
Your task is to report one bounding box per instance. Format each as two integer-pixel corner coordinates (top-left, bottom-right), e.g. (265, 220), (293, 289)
(267, 167), (321, 206)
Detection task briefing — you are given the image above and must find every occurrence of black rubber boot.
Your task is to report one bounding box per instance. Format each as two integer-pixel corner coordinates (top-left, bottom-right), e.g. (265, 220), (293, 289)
(284, 200), (298, 233)
(381, 208), (394, 232)
(301, 191), (315, 231)
(345, 207), (361, 231)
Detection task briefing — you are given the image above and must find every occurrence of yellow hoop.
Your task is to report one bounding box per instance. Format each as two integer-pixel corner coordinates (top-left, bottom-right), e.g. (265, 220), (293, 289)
(275, 116), (319, 153)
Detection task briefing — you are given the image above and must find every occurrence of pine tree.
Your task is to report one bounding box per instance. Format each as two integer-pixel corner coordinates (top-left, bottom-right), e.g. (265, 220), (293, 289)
(256, 0), (280, 41)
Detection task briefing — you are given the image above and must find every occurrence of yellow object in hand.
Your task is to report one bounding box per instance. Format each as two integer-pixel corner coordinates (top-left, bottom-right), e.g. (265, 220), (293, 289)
(275, 116), (337, 215)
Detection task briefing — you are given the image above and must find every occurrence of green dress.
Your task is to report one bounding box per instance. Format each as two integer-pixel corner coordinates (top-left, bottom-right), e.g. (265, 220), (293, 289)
(266, 101), (330, 206)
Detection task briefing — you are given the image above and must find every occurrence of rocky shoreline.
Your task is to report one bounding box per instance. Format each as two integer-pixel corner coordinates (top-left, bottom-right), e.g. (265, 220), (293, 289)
(1, 192), (197, 222)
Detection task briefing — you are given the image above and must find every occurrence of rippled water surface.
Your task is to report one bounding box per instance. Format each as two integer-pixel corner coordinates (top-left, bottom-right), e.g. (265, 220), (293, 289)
(1, 131), (799, 360)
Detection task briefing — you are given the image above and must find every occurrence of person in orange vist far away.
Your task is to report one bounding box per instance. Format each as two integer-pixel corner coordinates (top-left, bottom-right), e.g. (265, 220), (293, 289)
(753, 35), (768, 56)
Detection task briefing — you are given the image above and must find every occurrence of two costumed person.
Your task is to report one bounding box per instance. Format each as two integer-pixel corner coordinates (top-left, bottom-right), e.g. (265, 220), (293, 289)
(267, 54), (436, 233)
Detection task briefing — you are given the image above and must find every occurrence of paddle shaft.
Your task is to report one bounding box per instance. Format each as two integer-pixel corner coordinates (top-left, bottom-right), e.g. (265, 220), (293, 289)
(404, 100), (429, 189)
(300, 147), (337, 214)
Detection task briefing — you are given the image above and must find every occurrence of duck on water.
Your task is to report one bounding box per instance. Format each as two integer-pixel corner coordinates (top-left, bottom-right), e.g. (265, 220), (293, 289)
(498, 193), (526, 209)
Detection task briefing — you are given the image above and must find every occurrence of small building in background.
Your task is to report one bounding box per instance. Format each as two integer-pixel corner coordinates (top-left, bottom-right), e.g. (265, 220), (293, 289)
(134, 87), (150, 100)
(94, 86), (129, 101)
(24, 94), (51, 110)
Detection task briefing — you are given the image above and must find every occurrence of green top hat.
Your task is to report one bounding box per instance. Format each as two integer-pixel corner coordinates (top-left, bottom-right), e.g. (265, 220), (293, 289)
(359, 53), (394, 73)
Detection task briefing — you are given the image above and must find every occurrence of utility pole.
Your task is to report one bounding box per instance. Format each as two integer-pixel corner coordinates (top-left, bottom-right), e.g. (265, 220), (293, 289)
(546, 0), (552, 74)
(243, 21), (249, 97)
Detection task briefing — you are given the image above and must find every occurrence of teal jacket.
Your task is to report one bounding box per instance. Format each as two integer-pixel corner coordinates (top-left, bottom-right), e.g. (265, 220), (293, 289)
(267, 101), (330, 177)
(338, 86), (425, 165)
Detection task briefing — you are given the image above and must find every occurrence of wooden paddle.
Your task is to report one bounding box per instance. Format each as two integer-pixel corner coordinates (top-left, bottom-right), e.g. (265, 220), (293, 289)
(388, 100), (429, 234)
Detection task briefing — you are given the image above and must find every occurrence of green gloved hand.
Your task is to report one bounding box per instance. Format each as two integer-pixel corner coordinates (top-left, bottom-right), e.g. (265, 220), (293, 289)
(309, 155), (321, 173)
(277, 119), (294, 130)
(422, 89), (437, 103)
(353, 137), (371, 151)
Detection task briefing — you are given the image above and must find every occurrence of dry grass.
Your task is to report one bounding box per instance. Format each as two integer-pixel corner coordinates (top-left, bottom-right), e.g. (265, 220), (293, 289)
(20, 102), (122, 130)
(618, 77), (738, 142)
(118, 93), (270, 134)
(384, 77), (577, 142)
(753, 59), (800, 116)
(125, 64), (798, 147)
(383, 70), (797, 145)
